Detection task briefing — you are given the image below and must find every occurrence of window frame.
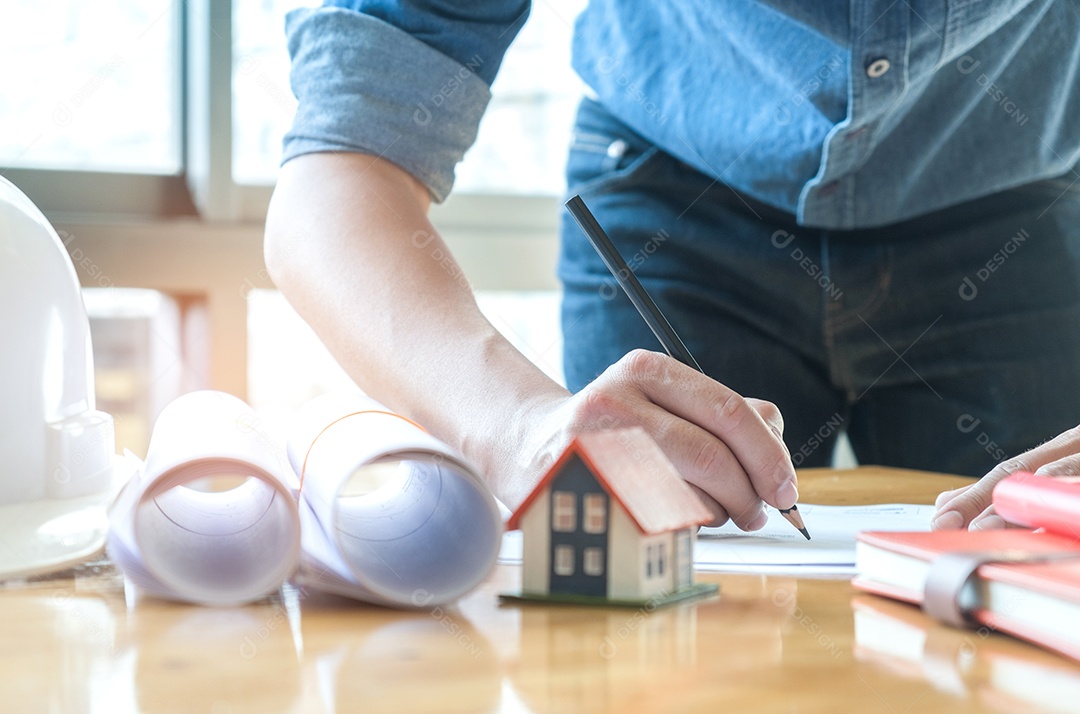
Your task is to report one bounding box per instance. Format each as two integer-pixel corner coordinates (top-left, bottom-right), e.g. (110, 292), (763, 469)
(583, 546), (604, 576)
(2, 0), (565, 229)
(583, 492), (607, 534)
(554, 544), (575, 576)
(552, 491), (577, 533)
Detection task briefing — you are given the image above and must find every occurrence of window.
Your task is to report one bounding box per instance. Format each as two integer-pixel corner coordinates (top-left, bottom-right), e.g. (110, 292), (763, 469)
(554, 544), (574, 576)
(583, 547), (604, 576)
(644, 542), (667, 580)
(248, 289), (565, 420)
(0, 0), (181, 173)
(453, 0), (586, 195)
(3, 0), (585, 217)
(85, 288), (189, 456)
(1, 2), (570, 424)
(232, 0), (318, 183)
(583, 493), (607, 534)
(232, 0), (586, 194)
(552, 491), (577, 532)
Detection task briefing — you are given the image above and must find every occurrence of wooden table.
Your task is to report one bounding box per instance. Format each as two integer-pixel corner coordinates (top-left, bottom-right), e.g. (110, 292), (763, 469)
(3, 466), (1078, 713)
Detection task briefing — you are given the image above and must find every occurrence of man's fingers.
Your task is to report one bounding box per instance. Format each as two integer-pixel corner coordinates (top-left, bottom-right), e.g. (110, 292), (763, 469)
(650, 410), (767, 531)
(930, 481), (994, 530)
(969, 505), (1008, 531)
(617, 350), (797, 508)
(688, 484), (731, 528)
(571, 351), (795, 529)
(1035, 454), (1080, 476)
(932, 425), (1080, 530)
(934, 483), (974, 510)
(983, 427), (1080, 484)
(747, 398), (785, 441)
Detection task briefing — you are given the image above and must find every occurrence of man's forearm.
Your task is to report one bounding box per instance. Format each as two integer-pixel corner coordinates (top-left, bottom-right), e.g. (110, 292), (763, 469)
(265, 152), (798, 528)
(264, 152), (568, 505)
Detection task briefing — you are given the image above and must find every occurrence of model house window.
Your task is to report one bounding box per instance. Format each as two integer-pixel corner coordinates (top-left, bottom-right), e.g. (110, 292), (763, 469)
(582, 493), (607, 534)
(552, 491), (577, 532)
(583, 547), (604, 576)
(554, 544), (574, 575)
(645, 542), (667, 579)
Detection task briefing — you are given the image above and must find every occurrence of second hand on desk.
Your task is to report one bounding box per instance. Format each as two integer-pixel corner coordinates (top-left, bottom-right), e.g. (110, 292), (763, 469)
(563, 194), (811, 540)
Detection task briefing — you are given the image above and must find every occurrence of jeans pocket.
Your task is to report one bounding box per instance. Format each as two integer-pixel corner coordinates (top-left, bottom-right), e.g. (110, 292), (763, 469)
(564, 100), (663, 197)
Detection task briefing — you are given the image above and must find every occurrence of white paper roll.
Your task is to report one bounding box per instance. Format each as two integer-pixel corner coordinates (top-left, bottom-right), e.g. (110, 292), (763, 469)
(288, 392), (502, 607)
(107, 391), (301, 605)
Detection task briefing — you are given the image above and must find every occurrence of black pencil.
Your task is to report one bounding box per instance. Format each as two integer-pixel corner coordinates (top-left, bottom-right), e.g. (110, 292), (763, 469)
(564, 195), (702, 372)
(564, 194), (810, 540)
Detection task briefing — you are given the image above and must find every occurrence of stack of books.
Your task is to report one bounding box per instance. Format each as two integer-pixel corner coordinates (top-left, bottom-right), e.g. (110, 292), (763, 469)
(853, 472), (1080, 663)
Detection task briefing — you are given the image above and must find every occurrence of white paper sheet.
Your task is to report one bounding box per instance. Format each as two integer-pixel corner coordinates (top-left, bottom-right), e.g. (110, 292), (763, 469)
(106, 391), (302, 605)
(288, 392), (502, 607)
(499, 503), (934, 577)
(695, 503), (933, 574)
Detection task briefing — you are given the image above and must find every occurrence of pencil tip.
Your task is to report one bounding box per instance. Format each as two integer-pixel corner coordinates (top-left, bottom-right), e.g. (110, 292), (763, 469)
(799, 528), (811, 541)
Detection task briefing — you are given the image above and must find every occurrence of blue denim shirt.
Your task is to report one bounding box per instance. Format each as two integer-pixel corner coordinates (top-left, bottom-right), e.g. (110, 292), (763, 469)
(284, 1), (1080, 229)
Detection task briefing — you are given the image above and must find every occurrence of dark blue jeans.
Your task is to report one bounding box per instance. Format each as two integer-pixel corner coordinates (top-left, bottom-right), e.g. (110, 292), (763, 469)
(559, 97), (1080, 476)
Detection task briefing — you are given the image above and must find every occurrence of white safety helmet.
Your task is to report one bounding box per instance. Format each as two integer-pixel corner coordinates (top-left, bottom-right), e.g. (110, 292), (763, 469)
(0, 174), (119, 578)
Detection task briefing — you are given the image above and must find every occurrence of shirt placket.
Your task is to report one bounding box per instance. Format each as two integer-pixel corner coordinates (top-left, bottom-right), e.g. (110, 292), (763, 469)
(801, 0), (911, 229)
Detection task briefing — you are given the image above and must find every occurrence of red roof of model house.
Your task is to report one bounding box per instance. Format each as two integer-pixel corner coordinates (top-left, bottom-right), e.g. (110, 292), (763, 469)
(507, 427), (713, 534)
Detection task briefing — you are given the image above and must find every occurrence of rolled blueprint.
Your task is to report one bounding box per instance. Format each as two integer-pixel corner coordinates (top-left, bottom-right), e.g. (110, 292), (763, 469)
(107, 391), (301, 605)
(288, 392), (502, 607)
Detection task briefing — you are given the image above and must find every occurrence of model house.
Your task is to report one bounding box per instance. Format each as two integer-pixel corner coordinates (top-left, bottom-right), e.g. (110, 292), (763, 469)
(505, 428), (717, 606)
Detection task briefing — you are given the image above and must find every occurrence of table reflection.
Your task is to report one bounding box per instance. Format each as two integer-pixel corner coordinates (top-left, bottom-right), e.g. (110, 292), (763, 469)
(299, 592), (501, 713)
(4, 588), (124, 712)
(498, 575), (807, 713)
(131, 604), (302, 713)
(853, 594), (1080, 714)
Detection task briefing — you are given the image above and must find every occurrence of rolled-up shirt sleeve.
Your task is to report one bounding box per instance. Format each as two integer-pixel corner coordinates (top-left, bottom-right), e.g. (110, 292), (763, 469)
(283, 3), (527, 201)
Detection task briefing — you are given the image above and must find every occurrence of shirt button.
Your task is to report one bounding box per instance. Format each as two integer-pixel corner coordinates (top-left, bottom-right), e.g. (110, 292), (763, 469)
(866, 58), (891, 78)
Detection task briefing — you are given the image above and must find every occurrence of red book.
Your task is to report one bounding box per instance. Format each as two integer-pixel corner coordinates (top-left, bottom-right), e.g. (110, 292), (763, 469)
(853, 529), (1080, 662)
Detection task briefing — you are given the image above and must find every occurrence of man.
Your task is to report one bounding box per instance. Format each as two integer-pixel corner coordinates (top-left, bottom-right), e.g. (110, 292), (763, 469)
(265, 1), (1080, 530)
